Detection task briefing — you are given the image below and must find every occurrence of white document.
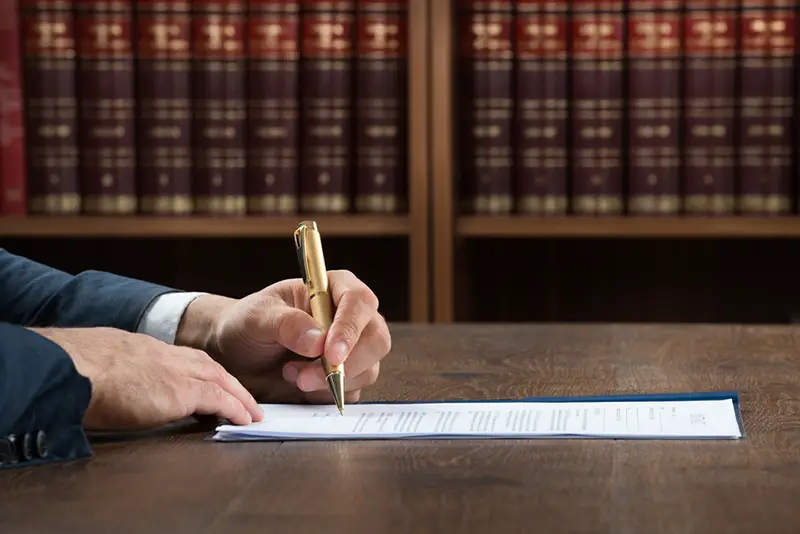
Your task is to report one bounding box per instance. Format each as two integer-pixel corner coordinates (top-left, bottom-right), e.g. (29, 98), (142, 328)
(213, 398), (743, 441)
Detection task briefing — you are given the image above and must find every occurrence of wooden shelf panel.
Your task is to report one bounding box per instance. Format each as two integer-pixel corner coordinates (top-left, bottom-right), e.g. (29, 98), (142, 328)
(458, 216), (800, 238)
(0, 215), (410, 238)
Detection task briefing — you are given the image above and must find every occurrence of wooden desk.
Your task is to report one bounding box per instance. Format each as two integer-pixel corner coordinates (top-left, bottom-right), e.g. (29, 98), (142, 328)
(1, 323), (799, 533)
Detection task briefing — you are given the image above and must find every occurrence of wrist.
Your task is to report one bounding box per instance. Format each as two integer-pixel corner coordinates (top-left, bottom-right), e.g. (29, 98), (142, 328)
(175, 294), (236, 355)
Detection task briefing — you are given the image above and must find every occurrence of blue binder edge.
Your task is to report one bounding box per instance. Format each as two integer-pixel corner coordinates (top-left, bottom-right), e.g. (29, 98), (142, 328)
(363, 391), (745, 439)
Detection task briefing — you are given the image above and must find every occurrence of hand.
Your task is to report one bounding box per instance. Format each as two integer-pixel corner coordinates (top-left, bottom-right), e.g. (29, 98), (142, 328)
(178, 270), (392, 405)
(34, 327), (263, 431)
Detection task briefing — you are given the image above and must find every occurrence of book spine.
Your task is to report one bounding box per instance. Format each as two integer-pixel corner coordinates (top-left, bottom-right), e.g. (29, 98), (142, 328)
(135, 0), (194, 215)
(299, 0), (354, 213)
(737, 4), (795, 215)
(0, 0), (27, 215)
(354, 0), (408, 214)
(191, 0), (246, 216)
(74, 0), (138, 215)
(456, 0), (514, 215)
(682, 5), (737, 215)
(570, 8), (625, 215)
(626, 3), (682, 215)
(20, 0), (80, 215)
(513, 1), (569, 215)
(246, 0), (299, 215)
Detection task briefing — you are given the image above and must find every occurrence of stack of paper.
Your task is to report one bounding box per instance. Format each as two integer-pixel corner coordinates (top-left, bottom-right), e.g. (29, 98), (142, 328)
(213, 396), (744, 441)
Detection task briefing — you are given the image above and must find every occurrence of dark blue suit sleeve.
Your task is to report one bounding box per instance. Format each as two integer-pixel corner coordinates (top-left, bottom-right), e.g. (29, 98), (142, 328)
(0, 323), (93, 469)
(0, 248), (176, 330)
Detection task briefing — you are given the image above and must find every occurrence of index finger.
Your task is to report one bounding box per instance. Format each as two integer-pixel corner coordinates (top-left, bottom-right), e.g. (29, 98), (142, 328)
(325, 270), (379, 365)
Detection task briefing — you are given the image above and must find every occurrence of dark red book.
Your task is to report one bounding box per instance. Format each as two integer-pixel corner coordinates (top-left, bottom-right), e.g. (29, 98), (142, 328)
(513, 2), (568, 215)
(354, 0), (408, 214)
(20, 0), (81, 214)
(456, 0), (514, 215)
(192, 0), (247, 216)
(298, 0), (354, 213)
(737, 5), (795, 215)
(570, 12), (624, 215)
(683, 8), (737, 215)
(74, 0), (137, 215)
(0, 0), (27, 215)
(627, 7), (682, 216)
(135, 0), (194, 216)
(246, 0), (299, 215)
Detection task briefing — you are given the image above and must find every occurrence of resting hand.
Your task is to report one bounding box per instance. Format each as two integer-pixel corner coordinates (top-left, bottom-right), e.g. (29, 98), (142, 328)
(34, 327), (263, 430)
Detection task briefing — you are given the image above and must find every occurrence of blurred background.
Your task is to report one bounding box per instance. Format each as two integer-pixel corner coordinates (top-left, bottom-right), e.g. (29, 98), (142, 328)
(1, 1), (798, 326)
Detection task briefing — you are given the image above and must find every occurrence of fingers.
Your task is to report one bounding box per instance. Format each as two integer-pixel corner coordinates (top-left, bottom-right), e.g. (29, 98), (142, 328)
(288, 314), (390, 394)
(184, 349), (264, 423)
(325, 270), (381, 365)
(261, 305), (326, 358)
(189, 380), (257, 426)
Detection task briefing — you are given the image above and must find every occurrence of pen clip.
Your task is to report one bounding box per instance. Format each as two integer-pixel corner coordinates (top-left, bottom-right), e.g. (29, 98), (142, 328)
(294, 224), (310, 285)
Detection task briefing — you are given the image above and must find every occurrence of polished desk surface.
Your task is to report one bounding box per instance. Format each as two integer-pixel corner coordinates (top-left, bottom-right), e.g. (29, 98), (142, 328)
(2, 323), (800, 533)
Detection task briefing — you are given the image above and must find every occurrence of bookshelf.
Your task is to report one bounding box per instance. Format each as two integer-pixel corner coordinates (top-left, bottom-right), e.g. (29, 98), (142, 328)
(0, 0), (431, 324)
(431, 1), (800, 324)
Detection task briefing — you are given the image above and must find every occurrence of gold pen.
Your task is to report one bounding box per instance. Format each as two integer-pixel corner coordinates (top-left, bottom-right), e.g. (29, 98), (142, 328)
(293, 220), (346, 415)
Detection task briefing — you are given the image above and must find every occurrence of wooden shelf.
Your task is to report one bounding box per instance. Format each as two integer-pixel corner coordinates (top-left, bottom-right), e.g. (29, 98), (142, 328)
(458, 216), (800, 238)
(0, 215), (411, 238)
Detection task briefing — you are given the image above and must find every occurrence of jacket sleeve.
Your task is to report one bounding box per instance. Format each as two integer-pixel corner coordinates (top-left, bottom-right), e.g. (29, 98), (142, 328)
(0, 248), (176, 330)
(0, 323), (93, 469)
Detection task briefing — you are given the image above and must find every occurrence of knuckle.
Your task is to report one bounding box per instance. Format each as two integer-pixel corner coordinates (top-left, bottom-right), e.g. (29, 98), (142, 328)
(374, 326), (392, 355)
(366, 362), (380, 385)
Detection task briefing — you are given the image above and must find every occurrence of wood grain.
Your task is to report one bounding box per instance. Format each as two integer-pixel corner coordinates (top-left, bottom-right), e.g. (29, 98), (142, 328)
(0, 215), (410, 237)
(2, 323), (800, 533)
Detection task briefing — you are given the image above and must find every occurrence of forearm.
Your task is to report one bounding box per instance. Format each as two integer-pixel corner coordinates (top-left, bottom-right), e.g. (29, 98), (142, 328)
(0, 249), (176, 330)
(0, 323), (93, 468)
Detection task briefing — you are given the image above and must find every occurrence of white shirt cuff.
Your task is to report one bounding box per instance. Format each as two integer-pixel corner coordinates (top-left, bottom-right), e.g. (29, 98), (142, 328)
(136, 291), (208, 345)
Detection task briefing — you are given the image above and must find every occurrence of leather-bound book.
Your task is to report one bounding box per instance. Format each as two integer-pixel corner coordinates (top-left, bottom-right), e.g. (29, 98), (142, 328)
(683, 3), (737, 215)
(570, 9), (624, 215)
(246, 0), (299, 215)
(74, 0), (137, 215)
(737, 4), (795, 215)
(456, 0), (514, 215)
(513, 1), (568, 216)
(627, 4), (682, 216)
(0, 1), (27, 215)
(192, 0), (246, 216)
(354, 0), (408, 214)
(135, 0), (193, 216)
(299, 0), (354, 213)
(20, 0), (80, 215)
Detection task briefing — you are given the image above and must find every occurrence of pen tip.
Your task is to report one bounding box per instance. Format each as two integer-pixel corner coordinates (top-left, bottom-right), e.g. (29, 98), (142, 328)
(327, 371), (345, 415)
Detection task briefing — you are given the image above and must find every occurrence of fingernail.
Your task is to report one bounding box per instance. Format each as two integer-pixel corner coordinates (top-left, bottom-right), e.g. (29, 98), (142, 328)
(330, 341), (349, 364)
(283, 363), (300, 384)
(299, 328), (323, 349)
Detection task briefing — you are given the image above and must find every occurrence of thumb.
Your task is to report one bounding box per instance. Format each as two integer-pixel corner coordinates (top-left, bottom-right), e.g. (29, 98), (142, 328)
(265, 305), (326, 357)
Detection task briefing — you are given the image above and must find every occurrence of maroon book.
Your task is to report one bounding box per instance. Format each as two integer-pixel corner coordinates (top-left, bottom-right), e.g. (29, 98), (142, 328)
(192, 0), (247, 216)
(456, 0), (514, 215)
(298, 0), (354, 213)
(246, 0), (299, 215)
(570, 12), (624, 216)
(737, 7), (795, 215)
(513, 4), (568, 215)
(135, 0), (193, 216)
(20, 0), (80, 215)
(354, 0), (408, 214)
(627, 9), (682, 216)
(74, 0), (137, 215)
(683, 9), (737, 215)
(0, 2), (27, 215)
